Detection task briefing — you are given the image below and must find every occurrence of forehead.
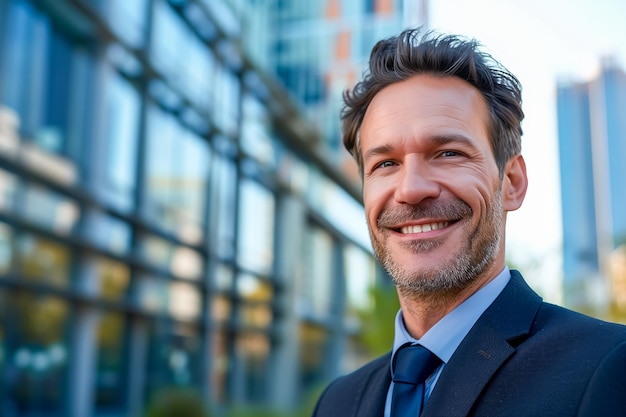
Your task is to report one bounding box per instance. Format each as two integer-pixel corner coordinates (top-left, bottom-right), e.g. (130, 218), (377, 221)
(360, 75), (490, 151)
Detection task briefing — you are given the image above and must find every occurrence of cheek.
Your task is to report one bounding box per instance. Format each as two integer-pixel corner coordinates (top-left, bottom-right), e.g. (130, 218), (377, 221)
(363, 189), (384, 228)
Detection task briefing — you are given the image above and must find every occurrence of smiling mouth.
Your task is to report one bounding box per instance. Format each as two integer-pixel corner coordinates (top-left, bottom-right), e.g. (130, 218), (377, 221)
(399, 221), (450, 234)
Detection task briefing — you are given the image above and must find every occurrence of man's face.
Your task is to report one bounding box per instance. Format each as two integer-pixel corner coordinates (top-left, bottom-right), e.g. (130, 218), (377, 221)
(360, 75), (512, 296)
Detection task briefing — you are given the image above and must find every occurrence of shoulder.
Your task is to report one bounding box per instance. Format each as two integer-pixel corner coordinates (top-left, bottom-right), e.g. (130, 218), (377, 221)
(319, 353), (390, 397)
(501, 270), (626, 342)
(312, 353), (390, 417)
(535, 300), (626, 346)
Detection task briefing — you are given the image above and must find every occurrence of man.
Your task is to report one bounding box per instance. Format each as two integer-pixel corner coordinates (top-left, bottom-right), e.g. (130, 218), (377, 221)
(312, 27), (626, 417)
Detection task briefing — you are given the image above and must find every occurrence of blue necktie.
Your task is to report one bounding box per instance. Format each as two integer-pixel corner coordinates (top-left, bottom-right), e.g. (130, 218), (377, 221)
(391, 344), (442, 417)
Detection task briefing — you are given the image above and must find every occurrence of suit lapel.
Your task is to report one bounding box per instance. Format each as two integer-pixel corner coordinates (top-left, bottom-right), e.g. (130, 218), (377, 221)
(353, 355), (392, 417)
(422, 271), (542, 417)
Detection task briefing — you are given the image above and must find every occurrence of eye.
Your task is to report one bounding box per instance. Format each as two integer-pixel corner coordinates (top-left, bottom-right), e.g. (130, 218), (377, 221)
(441, 150), (461, 158)
(375, 160), (396, 169)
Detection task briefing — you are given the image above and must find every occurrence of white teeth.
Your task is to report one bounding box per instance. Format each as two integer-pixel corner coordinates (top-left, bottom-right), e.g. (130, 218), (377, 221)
(400, 222), (449, 234)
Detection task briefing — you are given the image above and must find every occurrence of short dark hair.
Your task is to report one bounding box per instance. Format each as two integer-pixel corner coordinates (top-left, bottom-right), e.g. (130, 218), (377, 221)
(342, 27), (524, 177)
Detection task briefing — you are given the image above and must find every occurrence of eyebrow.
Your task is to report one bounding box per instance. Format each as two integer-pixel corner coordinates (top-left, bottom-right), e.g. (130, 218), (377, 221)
(363, 143), (395, 163)
(363, 134), (476, 162)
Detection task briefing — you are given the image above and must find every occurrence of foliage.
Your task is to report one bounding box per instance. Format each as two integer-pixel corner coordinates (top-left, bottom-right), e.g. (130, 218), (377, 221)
(357, 285), (400, 357)
(143, 387), (211, 417)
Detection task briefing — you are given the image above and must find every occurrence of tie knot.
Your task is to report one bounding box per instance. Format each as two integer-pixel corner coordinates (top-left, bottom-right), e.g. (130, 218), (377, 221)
(392, 344), (442, 385)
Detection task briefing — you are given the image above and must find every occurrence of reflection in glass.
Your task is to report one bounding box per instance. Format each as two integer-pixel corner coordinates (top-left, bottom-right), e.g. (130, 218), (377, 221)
(16, 234), (71, 287)
(0, 289), (4, 404)
(240, 304), (272, 330)
(213, 263), (234, 291)
(94, 257), (130, 301)
(212, 293), (232, 324)
(298, 322), (328, 394)
(139, 234), (203, 281)
(307, 169), (370, 249)
(201, 0), (240, 36)
(301, 226), (333, 317)
(241, 94), (275, 166)
(1, 291), (69, 415)
(95, 311), (127, 412)
(145, 105), (210, 244)
(275, 143), (309, 195)
(136, 275), (167, 314)
(168, 281), (202, 321)
(105, 0), (148, 47)
(210, 327), (229, 405)
(212, 63), (240, 136)
(144, 322), (202, 399)
(101, 71), (140, 211)
(21, 185), (80, 235)
(344, 244), (376, 319)
(237, 179), (275, 275)
(86, 211), (131, 255)
(0, 222), (13, 275)
(235, 332), (270, 403)
(151, 0), (214, 109)
(0, 168), (17, 212)
(0, 0), (38, 120)
(209, 154), (237, 259)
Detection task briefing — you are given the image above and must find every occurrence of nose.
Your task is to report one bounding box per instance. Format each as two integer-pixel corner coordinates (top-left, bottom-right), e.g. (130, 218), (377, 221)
(394, 157), (441, 204)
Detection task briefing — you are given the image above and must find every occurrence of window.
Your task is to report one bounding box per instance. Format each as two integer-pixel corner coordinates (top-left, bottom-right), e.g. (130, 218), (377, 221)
(241, 94), (275, 167)
(94, 257), (130, 301)
(16, 234), (71, 288)
(0, 222), (12, 275)
(212, 63), (241, 136)
(84, 211), (131, 255)
(0, 291), (70, 415)
(344, 244), (376, 320)
(237, 273), (273, 329)
(95, 311), (128, 413)
(100, 71), (140, 212)
(237, 179), (275, 275)
(151, 0), (214, 110)
(0, 168), (17, 213)
(105, 0), (148, 47)
(301, 225), (334, 317)
(233, 332), (270, 404)
(209, 151), (237, 260)
(144, 322), (202, 398)
(20, 184), (80, 235)
(144, 105), (210, 244)
(138, 234), (204, 281)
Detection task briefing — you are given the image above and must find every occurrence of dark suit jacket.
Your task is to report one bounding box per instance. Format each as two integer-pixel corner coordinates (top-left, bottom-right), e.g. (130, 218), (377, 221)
(312, 270), (626, 417)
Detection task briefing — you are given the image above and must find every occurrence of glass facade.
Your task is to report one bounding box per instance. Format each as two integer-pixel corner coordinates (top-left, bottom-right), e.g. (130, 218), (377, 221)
(557, 61), (626, 311)
(0, 0), (383, 416)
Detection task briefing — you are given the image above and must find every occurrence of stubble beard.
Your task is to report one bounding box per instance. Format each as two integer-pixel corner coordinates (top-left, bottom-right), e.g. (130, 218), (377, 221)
(369, 192), (503, 299)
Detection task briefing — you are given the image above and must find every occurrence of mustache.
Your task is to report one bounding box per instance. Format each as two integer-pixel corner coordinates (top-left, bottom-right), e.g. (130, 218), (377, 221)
(377, 199), (472, 228)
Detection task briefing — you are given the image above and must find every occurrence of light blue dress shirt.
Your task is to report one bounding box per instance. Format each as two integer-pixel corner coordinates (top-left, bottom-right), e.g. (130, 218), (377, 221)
(384, 267), (511, 417)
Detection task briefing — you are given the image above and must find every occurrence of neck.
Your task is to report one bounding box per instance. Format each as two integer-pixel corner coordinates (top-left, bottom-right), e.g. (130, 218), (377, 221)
(397, 267), (499, 339)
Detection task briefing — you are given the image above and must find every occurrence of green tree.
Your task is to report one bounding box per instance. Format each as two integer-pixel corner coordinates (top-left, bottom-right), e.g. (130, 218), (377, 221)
(358, 285), (400, 357)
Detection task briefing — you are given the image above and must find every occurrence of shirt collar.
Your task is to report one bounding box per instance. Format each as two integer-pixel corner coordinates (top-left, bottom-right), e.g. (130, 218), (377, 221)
(391, 267), (511, 363)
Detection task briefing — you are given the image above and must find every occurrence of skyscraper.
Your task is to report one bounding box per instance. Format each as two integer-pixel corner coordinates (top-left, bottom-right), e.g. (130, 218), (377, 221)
(557, 59), (626, 311)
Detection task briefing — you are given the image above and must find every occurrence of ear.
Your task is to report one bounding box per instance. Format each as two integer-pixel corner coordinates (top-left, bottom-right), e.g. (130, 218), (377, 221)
(502, 154), (528, 211)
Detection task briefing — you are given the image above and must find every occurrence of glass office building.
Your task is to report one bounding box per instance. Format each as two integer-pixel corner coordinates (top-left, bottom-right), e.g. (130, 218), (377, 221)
(0, 0), (386, 415)
(236, 0), (428, 167)
(557, 59), (626, 311)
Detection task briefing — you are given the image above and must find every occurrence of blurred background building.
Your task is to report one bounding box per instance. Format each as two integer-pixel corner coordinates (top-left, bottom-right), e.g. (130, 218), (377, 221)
(2, 0), (625, 416)
(557, 59), (626, 318)
(0, 0), (426, 416)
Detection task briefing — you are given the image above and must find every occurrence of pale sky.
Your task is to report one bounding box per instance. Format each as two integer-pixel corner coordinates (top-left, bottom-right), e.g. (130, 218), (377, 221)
(429, 0), (626, 302)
